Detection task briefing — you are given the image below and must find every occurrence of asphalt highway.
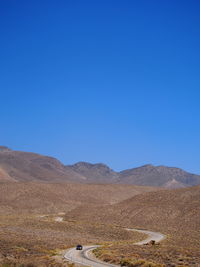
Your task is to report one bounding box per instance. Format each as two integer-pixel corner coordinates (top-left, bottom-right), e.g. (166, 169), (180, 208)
(64, 228), (166, 267)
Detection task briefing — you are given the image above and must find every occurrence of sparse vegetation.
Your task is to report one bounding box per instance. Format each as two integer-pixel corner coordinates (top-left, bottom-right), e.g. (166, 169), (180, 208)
(0, 213), (144, 266)
(0, 181), (199, 266)
(93, 242), (200, 266)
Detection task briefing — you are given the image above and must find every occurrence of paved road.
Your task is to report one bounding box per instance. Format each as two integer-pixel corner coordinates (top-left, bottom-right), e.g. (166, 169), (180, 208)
(64, 245), (118, 267)
(126, 228), (165, 245)
(64, 228), (166, 267)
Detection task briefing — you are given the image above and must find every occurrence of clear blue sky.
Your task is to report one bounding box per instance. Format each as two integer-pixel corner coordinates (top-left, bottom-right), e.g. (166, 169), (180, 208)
(1, 0), (200, 173)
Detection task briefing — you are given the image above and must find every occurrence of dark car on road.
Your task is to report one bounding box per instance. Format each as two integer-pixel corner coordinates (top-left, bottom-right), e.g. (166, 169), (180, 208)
(76, 244), (83, 250)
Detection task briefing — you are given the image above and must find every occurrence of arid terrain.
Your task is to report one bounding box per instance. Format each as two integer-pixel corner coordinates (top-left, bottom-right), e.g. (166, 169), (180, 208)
(0, 182), (199, 266)
(1, 146), (200, 188)
(0, 182), (157, 215)
(65, 185), (200, 266)
(0, 147), (200, 267)
(0, 181), (155, 266)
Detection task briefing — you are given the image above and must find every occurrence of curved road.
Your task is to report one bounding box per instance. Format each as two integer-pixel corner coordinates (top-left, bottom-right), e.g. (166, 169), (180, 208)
(64, 228), (166, 267)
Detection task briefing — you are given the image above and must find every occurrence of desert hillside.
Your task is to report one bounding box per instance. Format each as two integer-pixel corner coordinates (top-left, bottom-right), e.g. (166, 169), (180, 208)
(0, 181), (156, 266)
(0, 182), (158, 214)
(118, 164), (200, 187)
(0, 146), (85, 183)
(85, 185), (200, 266)
(1, 146), (200, 188)
(0, 181), (199, 266)
(65, 185), (200, 248)
(68, 161), (119, 183)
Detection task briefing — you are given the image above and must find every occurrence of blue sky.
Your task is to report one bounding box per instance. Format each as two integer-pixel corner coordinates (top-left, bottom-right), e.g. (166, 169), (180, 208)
(0, 0), (200, 173)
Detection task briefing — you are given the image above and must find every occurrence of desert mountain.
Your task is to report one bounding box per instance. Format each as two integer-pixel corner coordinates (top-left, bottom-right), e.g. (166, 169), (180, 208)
(0, 146), (200, 187)
(65, 185), (200, 248)
(0, 146), (84, 182)
(118, 164), (200, 187)
(68, 161), (119, 183)
(68, 162), (200, 187)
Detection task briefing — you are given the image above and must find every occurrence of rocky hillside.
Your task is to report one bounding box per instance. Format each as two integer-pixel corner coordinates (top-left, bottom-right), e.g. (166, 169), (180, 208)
(118, 164), (200, 187)
(68, 162), (200, 188)
(0, 146), (200, 188)
(65, 185), (200, 248)
(0, 146), (84, 182)
(68, 161), (119, 183)
(0, 182), (157, 214)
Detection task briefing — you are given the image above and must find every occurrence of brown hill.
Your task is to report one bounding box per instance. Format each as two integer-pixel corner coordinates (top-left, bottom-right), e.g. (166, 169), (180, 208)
(68, 161), (119, 183)
(0, 181), (155, 266)
(65, 185), (200, 248)
(68, 162), (200, 187)
(0, 146), (85, 182)
(118, 164), (200, 187)
(0, 182), (157, 214)
(1, 146), (200, 187)
(89, 186), (200, 267)
(0, 167), (16, 182)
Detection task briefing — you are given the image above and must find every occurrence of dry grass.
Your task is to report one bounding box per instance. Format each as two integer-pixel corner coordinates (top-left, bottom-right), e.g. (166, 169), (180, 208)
(0, 182), (155, 266)
(93, 242), (200, 266)
(0, 214), (144, 266)
(64, 186), (200, 266)
(0, 182), (158, 215)
(0, 183), (199, 266)
(65, 186), (200, 248)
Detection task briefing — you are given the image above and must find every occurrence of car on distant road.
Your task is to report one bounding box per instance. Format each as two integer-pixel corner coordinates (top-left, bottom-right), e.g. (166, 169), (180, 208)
(76, 244), (83, 250)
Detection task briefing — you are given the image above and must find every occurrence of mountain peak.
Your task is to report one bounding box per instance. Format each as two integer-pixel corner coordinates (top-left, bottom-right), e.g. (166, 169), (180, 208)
(68, 161), (117, 182)
(141, 164), (154, 168)
(0, 147), (200, 187)
(70, 161), (112, 170)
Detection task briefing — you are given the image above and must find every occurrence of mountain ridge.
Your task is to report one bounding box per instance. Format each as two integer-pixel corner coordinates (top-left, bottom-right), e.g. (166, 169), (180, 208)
(0, 146), (200, 188)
